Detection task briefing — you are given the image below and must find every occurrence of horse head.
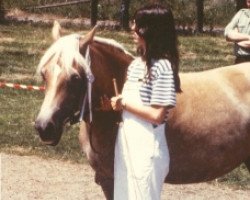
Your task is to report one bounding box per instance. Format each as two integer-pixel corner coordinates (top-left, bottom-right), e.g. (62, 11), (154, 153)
(35, 23), (98, 145)
(35, 22), (133, 146)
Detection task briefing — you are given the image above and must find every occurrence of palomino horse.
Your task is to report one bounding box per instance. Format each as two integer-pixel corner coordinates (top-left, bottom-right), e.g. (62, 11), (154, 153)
(35, 23), (250, 199)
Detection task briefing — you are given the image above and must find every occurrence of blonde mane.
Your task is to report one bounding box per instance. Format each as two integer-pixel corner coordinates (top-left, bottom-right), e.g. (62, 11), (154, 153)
(37, 34), (87, 76)
(36, 34), (133, 76)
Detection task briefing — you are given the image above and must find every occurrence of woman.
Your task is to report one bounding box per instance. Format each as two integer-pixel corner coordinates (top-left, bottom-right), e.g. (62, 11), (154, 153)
(111, 4), (181, 200)
(224, 0), (250, 63)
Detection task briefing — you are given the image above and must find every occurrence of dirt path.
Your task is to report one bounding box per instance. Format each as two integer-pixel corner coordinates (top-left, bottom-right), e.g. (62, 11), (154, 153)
(1, 153), (249, 200)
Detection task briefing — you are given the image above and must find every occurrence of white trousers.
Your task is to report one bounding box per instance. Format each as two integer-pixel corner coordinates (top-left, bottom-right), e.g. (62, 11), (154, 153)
(114, 82), (170, 200)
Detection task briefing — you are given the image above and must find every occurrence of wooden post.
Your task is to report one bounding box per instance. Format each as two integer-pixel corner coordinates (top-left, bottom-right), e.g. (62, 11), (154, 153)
(196, 0), (204, 33)
(120, 0), (130, 30)
(0, 0), (5, 23)
(90, 0), (98, 26)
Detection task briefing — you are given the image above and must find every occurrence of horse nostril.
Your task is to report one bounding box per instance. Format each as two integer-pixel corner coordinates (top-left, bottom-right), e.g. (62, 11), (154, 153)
(35, 120), (42, 133)
(46, 121), (55, 133)
(34, 119), (57, 143)
(34, 119), (55, 134)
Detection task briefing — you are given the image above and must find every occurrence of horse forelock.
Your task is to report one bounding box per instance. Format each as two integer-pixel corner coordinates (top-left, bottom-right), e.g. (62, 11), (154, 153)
(37, 34), (88, 77)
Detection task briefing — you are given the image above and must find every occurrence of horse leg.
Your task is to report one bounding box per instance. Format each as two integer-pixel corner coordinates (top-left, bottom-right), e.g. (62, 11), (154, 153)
(244, 157), (250, 172)
(95, 173), (114, 200)
(79, 122), (114, 199)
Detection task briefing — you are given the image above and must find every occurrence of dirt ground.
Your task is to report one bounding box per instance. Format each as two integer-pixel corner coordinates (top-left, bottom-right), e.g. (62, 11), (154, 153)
(1, 153), (249, 200)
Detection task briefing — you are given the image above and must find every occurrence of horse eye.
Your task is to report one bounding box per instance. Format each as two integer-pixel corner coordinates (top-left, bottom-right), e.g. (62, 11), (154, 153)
(41, 72), (46, 81)
(70, 74), (81, 82)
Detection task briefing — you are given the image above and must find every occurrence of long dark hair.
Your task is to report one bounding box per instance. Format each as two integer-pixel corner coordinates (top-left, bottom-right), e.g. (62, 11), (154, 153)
(237, 0), (247, 10)
(133, 4), (181, 92)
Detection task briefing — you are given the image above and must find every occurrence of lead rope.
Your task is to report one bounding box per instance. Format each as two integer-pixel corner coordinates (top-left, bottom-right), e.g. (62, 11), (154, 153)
(113, 80), (142, 200)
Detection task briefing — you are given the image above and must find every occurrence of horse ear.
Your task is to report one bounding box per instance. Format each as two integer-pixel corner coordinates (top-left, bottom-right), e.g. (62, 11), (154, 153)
(79, 25), (98, 49)
(52, 21), (62, 41)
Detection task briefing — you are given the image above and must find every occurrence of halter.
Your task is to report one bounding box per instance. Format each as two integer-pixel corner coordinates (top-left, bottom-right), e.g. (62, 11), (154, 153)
(79, 45), (94, 123)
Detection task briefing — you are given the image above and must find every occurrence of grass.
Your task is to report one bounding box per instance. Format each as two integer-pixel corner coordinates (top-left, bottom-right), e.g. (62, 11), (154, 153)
(0, 22), (249, 189)
(179, 35), (235, 72)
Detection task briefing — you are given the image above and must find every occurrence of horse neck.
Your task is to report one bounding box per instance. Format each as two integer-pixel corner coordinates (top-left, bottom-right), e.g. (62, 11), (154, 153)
(89, 41), (133, 97)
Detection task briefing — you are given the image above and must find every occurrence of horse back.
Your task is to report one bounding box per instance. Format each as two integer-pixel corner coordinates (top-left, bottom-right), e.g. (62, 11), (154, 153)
(166, 63), (250, 183)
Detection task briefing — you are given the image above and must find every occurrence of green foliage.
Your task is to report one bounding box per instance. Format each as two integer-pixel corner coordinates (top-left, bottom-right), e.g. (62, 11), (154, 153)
(2, 0), (237, 28)
(204, 0), (236, 29)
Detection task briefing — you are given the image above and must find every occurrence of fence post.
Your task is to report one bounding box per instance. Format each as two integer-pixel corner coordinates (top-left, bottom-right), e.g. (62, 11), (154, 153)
(196, 0), (204, 33)
(90, 0), (98, 26)
(120, 0), (130, 30)
(0, 0), (5, 23)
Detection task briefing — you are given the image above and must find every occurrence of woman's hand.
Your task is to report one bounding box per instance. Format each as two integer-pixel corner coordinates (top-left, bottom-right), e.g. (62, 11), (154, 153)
(111, 95), (124, 111)
(97, 95), (112, 111)
(237, 40), (250, 48)
(101, 95), (113, 111)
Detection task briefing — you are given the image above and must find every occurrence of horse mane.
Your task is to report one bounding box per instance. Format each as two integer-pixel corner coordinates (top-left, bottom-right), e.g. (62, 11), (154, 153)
(93, 36), (134, 58)
(36, 34), (87, 76)
(36, 33), (133, 77)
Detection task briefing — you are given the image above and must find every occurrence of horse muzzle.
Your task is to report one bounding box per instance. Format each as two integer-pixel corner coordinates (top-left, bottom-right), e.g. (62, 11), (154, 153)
(34, 118), (62, 146)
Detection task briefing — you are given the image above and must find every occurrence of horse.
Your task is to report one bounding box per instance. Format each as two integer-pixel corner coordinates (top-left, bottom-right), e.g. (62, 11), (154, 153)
(35, 23), (250, 199)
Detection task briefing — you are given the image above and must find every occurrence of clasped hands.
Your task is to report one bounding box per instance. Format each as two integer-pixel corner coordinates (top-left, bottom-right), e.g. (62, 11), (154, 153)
(98, 95), (124, 111)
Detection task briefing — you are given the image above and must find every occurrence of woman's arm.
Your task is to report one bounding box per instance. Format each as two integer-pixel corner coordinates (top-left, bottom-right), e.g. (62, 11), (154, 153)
(111, 60), (176, 125)
(224, 10), (247, 42)
(226, 29), (250, 42)
(111, 95), (168, 125)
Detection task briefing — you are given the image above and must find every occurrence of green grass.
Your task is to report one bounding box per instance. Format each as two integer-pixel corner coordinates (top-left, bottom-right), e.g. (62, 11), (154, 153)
(0, 23), (249, 188)
(179, 35), (235, 72)
(0, 87), (85, 162)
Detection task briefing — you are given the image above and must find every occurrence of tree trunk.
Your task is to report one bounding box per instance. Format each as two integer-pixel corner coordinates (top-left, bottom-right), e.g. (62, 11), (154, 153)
(196, 0), (204, 33)
(90, 0), (98, 26)
(0, 0), (5, 23)
(120, 0), (130, 30)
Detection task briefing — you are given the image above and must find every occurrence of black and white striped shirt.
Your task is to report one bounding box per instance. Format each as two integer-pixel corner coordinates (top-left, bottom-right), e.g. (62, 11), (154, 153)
(126, 58), (176, 118)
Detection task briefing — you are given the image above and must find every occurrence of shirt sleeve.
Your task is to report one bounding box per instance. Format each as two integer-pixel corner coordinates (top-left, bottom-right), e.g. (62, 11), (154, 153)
(150, 63), (176, 108)
(224, 10), (242, 37)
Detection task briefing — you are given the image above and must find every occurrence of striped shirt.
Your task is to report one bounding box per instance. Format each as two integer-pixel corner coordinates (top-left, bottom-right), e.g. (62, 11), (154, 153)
(126, 57), (176, 121)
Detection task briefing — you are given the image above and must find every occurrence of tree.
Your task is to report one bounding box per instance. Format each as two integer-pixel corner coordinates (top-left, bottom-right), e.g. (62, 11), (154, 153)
(196, 0), (204, 33)
(90, 0), (98, 26)
(120, 0), (130, 30)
